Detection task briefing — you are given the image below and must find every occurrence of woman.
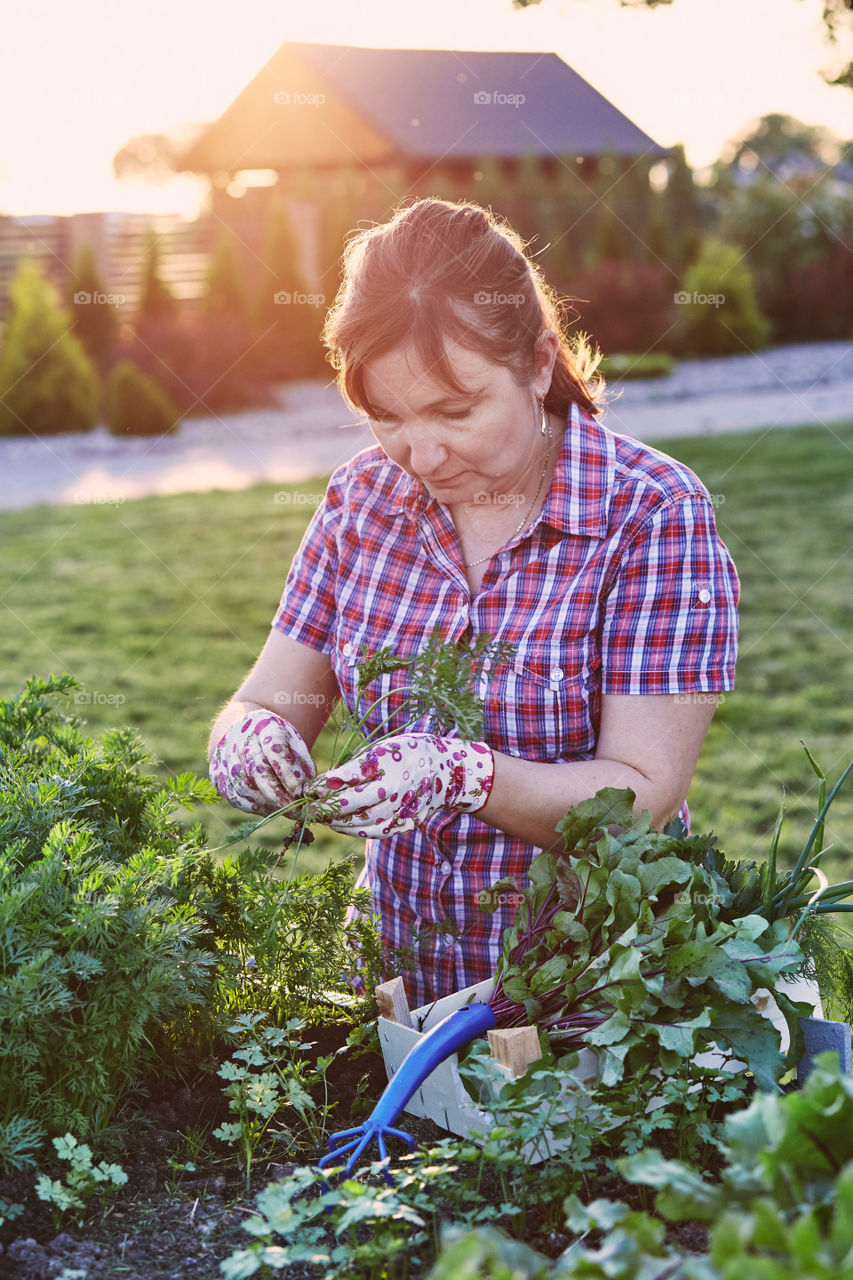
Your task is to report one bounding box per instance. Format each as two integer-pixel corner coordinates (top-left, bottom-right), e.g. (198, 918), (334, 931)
(209, 198), (739, 1007)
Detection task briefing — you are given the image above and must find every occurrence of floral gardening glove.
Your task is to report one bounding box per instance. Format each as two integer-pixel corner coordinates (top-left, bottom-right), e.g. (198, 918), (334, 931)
(302, 733), (494, 838)
(209, 709), (316, 815)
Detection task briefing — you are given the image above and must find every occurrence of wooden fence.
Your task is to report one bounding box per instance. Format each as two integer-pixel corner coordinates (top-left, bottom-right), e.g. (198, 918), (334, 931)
(0, 210), (216, 321)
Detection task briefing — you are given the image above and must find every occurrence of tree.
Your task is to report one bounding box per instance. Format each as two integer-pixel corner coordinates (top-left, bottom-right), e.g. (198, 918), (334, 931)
(64, 242), (119, 373)
(661, 144), (704, 272)
(717, 112), (838, 186)
(136, 228), (177, 328)
(676, 237), (769, 355)
(254, 197), (325, 378)
(202, 232), (251, 323)
(0, 260), (100, 436)
(107, 360), (180, 436)
(112, 123), (208, 186)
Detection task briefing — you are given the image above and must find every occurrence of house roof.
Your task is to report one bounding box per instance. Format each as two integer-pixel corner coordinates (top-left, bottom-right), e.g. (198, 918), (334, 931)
(178, 42), (666, 175)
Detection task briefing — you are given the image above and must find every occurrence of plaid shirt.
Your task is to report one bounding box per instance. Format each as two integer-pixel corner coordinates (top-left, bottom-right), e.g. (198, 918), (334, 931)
(272, 405), (739, 1006)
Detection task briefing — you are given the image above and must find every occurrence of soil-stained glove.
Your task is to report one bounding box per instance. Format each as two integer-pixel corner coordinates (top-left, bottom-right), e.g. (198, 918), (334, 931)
(303, 733), (494, 838)
(209, 709), (315, 815)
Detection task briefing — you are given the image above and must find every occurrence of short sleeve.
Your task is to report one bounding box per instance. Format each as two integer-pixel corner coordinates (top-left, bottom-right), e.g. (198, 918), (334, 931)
(270, 480), (342, 654)
(599, 494), (739, 694)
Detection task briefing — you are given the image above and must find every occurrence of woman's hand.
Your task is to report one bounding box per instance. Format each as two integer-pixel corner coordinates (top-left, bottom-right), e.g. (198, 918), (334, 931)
(304, 733), (494, 838)
(209, 709), (316, 815)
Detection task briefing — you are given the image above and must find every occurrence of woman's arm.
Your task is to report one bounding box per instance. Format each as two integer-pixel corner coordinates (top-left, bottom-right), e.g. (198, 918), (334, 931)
(477, 691), (719, 848)
(208, 630), (339, 755)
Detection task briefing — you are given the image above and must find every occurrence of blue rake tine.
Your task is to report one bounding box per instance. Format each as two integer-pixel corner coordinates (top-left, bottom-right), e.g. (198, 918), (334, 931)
(317, 1133), (366, 1170)
(319, 1002), (497, 1185)
(326, 1125), (364, 1150)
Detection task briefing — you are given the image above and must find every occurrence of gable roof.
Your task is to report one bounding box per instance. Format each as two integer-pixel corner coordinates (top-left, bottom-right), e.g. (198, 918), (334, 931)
(178, 42), (666, 175)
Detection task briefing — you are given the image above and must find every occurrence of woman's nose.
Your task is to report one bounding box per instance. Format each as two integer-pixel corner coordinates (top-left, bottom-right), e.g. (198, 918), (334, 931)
(407, 431), (449, 478)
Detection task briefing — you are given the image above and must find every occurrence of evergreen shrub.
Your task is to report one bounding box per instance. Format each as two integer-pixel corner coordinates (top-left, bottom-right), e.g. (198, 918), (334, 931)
(107, 359), (180, 436)
(677, 238), (770, 356)
(0, 260), (100, 437)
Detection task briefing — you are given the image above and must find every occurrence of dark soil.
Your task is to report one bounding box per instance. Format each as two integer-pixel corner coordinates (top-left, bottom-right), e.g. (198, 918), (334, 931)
(0, 1022), (718, 1279)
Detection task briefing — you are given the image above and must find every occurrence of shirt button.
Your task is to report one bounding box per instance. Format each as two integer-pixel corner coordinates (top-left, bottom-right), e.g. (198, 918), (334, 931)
(698, 589), (712, 604)
(550, 667), (564, 681)
(440, 860), (452, 875)
(482, 658), (491, 672)
(342, 642), (353, 655)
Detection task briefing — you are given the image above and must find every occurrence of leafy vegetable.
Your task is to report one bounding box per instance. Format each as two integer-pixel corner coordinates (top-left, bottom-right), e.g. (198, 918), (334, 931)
(482, 789), (807, 1090)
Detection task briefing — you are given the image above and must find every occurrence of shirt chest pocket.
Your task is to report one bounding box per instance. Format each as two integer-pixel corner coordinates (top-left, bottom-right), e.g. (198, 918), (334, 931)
(334, 631), (431, 741)
(482, 646), (602, 762)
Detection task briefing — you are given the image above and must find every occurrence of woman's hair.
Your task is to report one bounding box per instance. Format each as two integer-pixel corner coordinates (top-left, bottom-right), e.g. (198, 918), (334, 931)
(322, 197), (605, 419)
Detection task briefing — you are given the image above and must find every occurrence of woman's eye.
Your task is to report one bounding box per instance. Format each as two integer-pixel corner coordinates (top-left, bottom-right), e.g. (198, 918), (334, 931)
(443, 408), (472, 421)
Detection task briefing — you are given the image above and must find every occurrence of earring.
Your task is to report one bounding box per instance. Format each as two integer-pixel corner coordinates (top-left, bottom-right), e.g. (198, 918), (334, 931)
(539, 398), (547, 436)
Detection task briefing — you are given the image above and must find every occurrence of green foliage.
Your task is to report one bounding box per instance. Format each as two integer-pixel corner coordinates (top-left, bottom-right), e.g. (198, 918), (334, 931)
(600, 352), (674, 381)
(617, 1053), (853, 1278)
(212, 1012), (344, 1188)
(428, 1224), (554, 1279)
(0, 674), (380, 1172)
(254, 196), (325, 379)
(0, 1197), (24, 1229)
(0, 679), (215, 1143)
(349, 632), (516, 744)
(0, 676), (217, 1154)
(203, 232), (252, 322)
(64, 242), (120, 368)
(220, 1164), (431, 1279)
(174, 838), (381, 1022)
(486, 788), (805, 1091)
(0, 258), (100, 437)
(35, 1132), (127, 1227)
(233, 633), (516, 854)
(107, 358), (180, 436)
(677, 238), (769, 356)
(135, 227), (176, 327)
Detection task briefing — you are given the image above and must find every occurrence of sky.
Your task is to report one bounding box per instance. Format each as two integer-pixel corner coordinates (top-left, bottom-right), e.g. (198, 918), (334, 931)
(1, 0), (852, 219)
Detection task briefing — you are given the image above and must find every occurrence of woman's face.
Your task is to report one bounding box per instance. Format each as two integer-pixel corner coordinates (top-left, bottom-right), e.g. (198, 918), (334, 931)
(362, 337), (556, 507)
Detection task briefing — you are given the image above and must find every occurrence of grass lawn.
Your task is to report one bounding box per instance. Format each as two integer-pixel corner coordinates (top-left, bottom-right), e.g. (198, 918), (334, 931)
(2, 419), (852, 883)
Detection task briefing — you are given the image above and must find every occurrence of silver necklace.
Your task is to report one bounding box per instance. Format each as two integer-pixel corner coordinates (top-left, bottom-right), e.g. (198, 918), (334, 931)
(463, 408), (553, 569)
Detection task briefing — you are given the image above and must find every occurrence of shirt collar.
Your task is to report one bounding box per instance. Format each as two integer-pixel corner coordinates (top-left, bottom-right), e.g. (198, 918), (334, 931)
(541, 403), (615, 538)
(383, 402), (616, 537)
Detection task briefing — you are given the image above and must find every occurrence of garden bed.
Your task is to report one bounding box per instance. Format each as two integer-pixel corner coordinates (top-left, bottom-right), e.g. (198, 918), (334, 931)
(0, 1011), (730, 1280)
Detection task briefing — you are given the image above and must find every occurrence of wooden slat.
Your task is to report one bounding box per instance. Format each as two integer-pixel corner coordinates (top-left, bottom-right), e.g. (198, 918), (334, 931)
(487, 1026), (541, 1077)
(374, 976), (412, 1027)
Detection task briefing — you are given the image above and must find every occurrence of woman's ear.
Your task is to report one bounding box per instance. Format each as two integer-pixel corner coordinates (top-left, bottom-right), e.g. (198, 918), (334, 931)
(534, 328), (560, 394)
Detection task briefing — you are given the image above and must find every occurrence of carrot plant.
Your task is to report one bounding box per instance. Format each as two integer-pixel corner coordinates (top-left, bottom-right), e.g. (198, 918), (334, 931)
(223, 633), (515, 863)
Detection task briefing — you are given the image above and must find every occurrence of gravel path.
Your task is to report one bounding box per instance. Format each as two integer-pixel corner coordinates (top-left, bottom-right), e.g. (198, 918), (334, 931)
(4, 341), (852, 513)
